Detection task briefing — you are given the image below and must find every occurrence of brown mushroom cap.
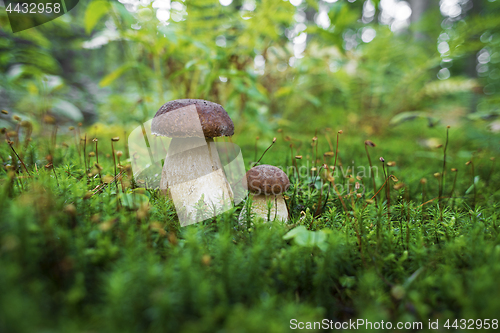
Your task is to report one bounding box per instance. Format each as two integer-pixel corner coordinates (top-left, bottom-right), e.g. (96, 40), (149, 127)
(246, 164), (290, 195)
(151, 99), (234, 138)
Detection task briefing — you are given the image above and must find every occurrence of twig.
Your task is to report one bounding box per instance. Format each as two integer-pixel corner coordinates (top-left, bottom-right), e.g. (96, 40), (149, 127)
(8, 141), (30, 175)
(439, 126), (450, 207)
(418, 196), (452, 207)
(254, 137), (277, 166)
(364, 140), (377, 205)
(91, 171), (125, 196)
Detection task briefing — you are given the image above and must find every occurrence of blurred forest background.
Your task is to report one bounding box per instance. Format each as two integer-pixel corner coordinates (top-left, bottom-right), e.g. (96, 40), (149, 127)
(3, 2), (500, 332)
(1, 0), (500, 146)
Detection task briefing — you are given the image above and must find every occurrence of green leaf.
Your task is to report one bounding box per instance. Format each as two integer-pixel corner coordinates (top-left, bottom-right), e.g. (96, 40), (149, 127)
(303, 92), (322, 107)
(84, 1), (111, 35)
(389, 111), (439, 126)
(121, 193), (150, 210)
(467, 111), (500, 121)
(185, 60), (198, 69)
(52, 99), (83, 122)
(99, 63), (134, 87)
(283, 226), (328, 251)
(465, 176), (480, 195)
(283, 225), (308, 240)
(274, 86), (293, 98)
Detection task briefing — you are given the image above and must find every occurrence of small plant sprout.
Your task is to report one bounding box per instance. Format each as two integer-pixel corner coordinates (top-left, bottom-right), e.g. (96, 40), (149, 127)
(334, 130), (342, 171)
(93, 138), (102, 183)
(111, 137), (119, 188)
(313, 163), (329, 217)
(254, 137), (277, 166)
(116, 151), (123, 168)
(7, 139), (29, 175)
(364, 140), (377, 204)
(466, 159), (476, 209)
(239, 164), (290, 222)
(379, 156), (393, 225)
(311, 135), (318, 166)
(83, 134), (88, 176)
(438, 126), (450, 207)
(447, 168), (458, 206)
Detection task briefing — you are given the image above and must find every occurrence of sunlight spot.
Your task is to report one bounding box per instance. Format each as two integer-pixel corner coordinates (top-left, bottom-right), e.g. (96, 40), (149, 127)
(293, 32), (307, 44)
(395, 1), (412, 20)
(480, 32), (493, 43)
(137, 8), (153, 22)
(171, 1), (184, 10)
(441, 58), (453, 68)
(152, 0), (170, 9)
(294, 23), (307, 34)
(156, 8), (170, 21)
(437, 68), (451, 80)
(277, 63), (287, 72)
(242, 0), (256, 11)
(329, 62), (340, 72)
(216, 36), (226, 47)
(290, 0), (302, 6)
(125, 3), (138, 12)
(254, 55), (265, 69)
(363, 0), (376, 22)
(489, 68), (500, 80)
(219, 0), (233, 6)
(477, 64), (489, 74)
(316, 10), (331, 29)
(438, 32), (450, 42)
(380, 0), (411, 31)
(343, 29), (358, 50)
(361, 27), (376, 43)
(294, 43), (306, 58)
(438, 41), (450, 54)
(478, 49), (491, 64)
(294, 10), (306, 23)
(440, 0), (464, 18)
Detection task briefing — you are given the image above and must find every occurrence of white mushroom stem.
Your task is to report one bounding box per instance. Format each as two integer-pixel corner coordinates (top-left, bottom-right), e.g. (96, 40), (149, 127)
(239, 193), (288, 223)
(160, 137), (234, 226)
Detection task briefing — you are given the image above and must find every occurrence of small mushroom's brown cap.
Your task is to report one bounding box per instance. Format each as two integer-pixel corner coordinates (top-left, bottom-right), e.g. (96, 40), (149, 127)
(246, 164), (290, 195)
(151, 99), (234, 138)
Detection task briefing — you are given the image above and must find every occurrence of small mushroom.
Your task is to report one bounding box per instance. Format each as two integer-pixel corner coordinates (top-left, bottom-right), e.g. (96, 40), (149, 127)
(151, 99), (234, 225)
(240, 164), (290, 222)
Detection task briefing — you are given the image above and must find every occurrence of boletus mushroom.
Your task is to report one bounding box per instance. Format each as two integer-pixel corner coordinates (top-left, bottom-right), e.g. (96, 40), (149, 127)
(151, 99), (234, 225)
(240, 164), (290, 222)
